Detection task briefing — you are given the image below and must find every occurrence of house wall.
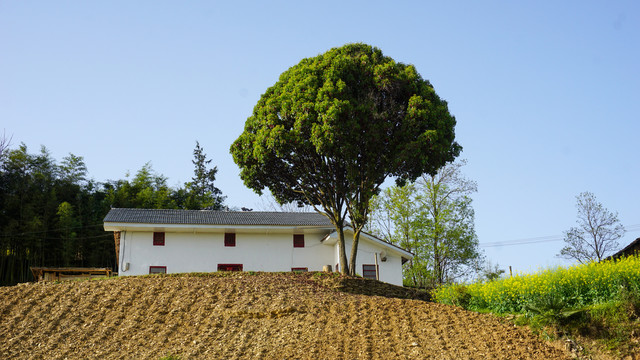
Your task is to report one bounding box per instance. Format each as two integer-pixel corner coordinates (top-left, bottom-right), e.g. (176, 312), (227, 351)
(119, 230), (335, 276)
(337, 236), (405, 286)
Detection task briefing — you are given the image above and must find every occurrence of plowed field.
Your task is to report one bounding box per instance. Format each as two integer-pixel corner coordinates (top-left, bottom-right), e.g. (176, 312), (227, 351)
(0, 273), (571, 359)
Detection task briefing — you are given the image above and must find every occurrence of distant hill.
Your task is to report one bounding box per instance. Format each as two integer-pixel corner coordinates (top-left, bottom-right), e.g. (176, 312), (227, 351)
(0, 272), (570, 359)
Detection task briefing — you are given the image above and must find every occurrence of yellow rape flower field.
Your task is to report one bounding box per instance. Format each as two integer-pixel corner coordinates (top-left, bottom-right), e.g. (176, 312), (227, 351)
(435, 255), (640, 313)
(434, 255), (640, 358)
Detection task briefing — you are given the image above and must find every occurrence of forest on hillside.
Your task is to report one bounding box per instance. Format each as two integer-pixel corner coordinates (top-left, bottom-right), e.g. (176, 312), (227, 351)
(0, 137), (225, 285)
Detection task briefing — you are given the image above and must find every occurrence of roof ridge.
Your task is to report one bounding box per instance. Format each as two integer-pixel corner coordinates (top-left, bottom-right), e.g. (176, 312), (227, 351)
(109, 207), (319, 214)
(104, 208), (332, 226)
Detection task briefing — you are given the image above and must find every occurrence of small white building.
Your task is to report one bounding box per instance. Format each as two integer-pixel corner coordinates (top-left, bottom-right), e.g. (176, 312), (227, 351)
(104, 208), (412, 286)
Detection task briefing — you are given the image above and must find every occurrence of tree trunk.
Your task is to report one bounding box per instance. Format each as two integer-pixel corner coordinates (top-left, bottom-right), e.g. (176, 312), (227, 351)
(337, 226), (349, 275)
(348, 228), (362, 277)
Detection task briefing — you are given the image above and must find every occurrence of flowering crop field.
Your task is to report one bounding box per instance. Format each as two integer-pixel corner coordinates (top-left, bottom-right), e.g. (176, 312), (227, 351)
(434, 255), (640, 313)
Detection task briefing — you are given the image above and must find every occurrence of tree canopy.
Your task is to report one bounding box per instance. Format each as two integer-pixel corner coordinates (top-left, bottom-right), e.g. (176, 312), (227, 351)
(231, 43), (461, 275)
(0, 139), (225, 285)
(368, 160), (481, 287)
(0, 144), (113, 285)
(106, 142), (225, 211)
(183, 141), (225, 210)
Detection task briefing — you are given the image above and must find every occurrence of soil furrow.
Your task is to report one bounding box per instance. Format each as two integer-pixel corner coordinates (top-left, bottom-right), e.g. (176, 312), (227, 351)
(0, 273), (571, 359)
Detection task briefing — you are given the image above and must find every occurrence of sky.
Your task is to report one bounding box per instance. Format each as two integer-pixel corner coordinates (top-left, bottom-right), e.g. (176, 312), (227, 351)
(1, 1), (638, 274)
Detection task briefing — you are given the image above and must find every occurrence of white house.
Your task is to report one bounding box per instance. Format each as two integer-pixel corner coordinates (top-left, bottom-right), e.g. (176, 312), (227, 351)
(103, 208), (413, 286)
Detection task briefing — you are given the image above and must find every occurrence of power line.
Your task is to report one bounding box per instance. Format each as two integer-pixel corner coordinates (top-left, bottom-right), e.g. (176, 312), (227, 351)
(480, 236), (563, 248)
(626, 224), (640, 232)
(480, 223), (640, 248)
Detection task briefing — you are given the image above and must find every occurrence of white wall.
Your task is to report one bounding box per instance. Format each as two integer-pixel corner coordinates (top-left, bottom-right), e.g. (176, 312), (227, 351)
(338, 236), (405, 286)
(117, 228), (406, 286)
(119, 230), (335, 275)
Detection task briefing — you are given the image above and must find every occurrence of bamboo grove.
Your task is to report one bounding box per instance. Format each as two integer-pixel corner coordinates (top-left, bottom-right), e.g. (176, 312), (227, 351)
(0, 140), (225, 285)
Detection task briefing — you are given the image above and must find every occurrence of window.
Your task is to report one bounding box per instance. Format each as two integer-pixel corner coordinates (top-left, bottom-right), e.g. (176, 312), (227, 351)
(153, 232), (165, 246)
(224, 233), (236, 247)
(217, 264), (243, 272)
(362, 264), (378, 280)
(293, 234), (305, 248)
(291, 267), (308, 273)
(149, 266), (167, 274)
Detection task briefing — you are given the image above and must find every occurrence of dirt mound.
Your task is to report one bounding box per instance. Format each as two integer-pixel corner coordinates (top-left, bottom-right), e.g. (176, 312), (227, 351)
(0, 272), (570, 359)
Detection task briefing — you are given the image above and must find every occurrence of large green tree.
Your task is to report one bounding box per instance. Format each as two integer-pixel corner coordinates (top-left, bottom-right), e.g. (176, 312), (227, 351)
(231, 43), (460, 275)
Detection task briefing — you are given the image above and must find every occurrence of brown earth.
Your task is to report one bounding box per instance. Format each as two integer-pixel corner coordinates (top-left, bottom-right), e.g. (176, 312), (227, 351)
(0, 272), (572, 359)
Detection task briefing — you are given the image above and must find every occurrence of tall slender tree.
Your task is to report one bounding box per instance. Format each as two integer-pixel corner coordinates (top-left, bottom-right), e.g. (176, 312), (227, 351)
(183, 141), (225, 210)
(418, 161), (480, 285)
(369, 160), (481, 287)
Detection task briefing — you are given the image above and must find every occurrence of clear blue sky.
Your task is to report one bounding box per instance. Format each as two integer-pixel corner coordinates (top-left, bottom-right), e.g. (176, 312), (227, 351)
(1, 1), (638, 274)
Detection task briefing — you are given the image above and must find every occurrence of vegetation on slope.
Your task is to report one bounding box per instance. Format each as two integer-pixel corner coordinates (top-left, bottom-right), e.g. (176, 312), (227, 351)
(433, 255), (640, 358)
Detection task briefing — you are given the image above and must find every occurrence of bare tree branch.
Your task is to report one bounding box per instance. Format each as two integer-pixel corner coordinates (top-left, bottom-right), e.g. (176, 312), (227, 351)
(559, 192), (625, 263)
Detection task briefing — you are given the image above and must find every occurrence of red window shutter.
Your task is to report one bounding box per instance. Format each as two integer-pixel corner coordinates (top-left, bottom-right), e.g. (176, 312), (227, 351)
(153, 232), (165, 246)
(293, 234), (305, 248)
(217, 264), (243, 272)
(224, 233), (236, 247)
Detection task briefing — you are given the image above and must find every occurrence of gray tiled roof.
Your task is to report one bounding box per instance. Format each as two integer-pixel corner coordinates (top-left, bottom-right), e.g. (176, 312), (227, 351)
(104, 208), (333, 226)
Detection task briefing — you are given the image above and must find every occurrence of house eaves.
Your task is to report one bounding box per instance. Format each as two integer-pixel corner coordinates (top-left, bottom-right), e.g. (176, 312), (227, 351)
(321, 227), (414, 261)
